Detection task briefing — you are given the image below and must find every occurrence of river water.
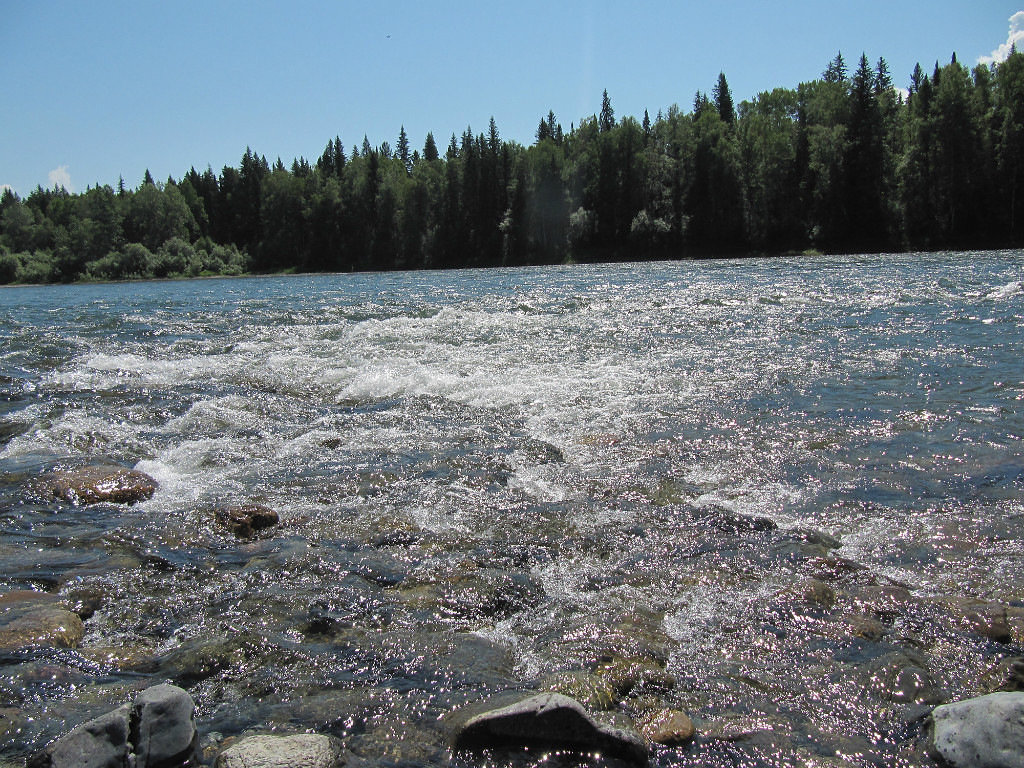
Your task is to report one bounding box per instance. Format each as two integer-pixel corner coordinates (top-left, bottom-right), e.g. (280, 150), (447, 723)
(1, 251), (1023, 766)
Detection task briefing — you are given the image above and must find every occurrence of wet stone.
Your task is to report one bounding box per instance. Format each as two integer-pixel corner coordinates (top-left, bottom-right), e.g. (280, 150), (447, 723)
(861, 650), (941, 705)
(28, 684), (196, 768)
(936, 598), (1012, 643)
(215, 734), (345, 768)
(852, 585), (914, 621)
(595, 654), (675, 697)
(42, 465), (158, 506)
(799, 578), (837, 608)
(0, 591), (85, 652)
(639, 708), (696, 746)
(539, 670), (617, 710)
(450, 691), (648, 765)
(158, 637), (244, 684)
(980, 657), (1024, 693)
(215, 505), (280, 538)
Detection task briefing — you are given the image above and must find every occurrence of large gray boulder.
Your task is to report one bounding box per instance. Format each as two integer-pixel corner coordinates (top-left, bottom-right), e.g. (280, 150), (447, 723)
(27, 704), (131, 768)
(930, 691), (1024, 768)
(131, 684), (197, 768)
(215, 734), (345, 768)
(450, 692), (648, 764)
(28, 684), (195, 768)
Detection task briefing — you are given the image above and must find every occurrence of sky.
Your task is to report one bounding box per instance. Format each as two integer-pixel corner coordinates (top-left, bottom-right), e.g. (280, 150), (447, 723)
(2, 2), (1022, 197)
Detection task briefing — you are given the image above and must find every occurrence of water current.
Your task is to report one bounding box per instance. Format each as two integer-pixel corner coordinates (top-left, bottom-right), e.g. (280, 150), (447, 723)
(1, 251), (1023, 766)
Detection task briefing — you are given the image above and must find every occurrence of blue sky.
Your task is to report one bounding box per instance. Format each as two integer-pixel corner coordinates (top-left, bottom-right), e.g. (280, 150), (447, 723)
(2, 2), (1022, 196)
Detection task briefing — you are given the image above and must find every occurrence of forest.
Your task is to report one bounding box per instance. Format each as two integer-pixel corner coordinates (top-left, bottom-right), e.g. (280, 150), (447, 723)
(2, 49), (1023, 284)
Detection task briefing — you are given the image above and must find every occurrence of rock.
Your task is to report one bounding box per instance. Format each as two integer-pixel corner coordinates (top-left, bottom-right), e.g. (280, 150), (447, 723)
(930, 692), (1024, 767)
(852, 585), (913, 621)
(215, 734), (345, 768)
(0, 591), (85, 652)
(215, 505), (280, 537)
(799, 578), (837, 608)
(65, 587), (105, 620)
(539, 670), (616, 710)
(158, 637), (243, 684)
(45, 465), (157, 505)
(639, 708), (696, 746)
(27, 703), (131, 768)
(450, 691), (648, 764)
(930, 597), (1011, 643)
(0, 706), (28, 742)
(131, 683), (197, 768)
(28, 684), (196, 768)
(861, 650), (940, 705)
(982, 657), (1024, 693)
(595, 655), (675, 696)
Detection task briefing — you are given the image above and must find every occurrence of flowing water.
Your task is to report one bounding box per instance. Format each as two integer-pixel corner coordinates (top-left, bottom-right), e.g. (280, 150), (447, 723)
(1, 251), (1023, 766)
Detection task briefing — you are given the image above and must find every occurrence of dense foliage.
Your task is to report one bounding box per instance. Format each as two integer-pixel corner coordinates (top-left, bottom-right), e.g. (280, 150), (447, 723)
(2, 50), (1023, 283)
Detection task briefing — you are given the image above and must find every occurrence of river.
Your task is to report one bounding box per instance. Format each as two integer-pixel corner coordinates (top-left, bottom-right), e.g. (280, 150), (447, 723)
(1, 251), (1023, 766)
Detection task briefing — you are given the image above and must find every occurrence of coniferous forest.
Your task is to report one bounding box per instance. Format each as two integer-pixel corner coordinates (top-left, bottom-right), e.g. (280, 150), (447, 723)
(2, 50), (1023, 284)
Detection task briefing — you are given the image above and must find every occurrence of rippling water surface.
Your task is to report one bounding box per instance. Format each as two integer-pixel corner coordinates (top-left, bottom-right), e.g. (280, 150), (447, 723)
(2, 252), (1023, 766)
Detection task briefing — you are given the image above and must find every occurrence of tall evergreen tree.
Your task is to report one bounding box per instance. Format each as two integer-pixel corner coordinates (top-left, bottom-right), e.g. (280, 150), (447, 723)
(599, 89), (615, 133)
(713, 72), (736, 127)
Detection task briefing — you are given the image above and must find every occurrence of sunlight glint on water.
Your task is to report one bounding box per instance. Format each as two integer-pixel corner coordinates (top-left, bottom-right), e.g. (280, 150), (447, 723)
(1, 251), (1023, 766)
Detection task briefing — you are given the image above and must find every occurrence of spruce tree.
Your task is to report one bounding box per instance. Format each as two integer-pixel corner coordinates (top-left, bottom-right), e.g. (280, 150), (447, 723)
(599, 89), (615, 132)
(423, 132), (439, 162)
(712, 72), (736, 126)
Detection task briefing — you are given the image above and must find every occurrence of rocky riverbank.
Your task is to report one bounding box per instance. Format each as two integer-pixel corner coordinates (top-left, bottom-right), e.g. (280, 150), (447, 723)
(4, 463), (1024, 766)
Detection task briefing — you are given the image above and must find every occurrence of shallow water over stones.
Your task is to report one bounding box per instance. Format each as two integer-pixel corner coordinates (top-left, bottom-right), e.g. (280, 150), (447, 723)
(1, 252), (1023, 766)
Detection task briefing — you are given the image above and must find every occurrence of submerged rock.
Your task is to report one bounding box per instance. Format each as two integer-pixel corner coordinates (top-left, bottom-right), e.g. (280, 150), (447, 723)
(982, 657), (1024, 693)
(215, 504), (280, 537)
(215, 734), (345, 768)
(539, 670), (617, 710)
(44, 465), (158, 505)
(28, 684), (196, 768)
(0, 591), (85, 652)
(639, 708), (696, 746)
(930, 691), (1024, 767)
(450, 691), (648, 764)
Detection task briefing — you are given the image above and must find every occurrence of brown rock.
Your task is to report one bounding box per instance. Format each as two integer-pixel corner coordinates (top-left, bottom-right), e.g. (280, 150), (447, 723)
(45, 465), (157, 505)
(640, 709), (696, 746)
(800, 578), (837, 608)
(0, 592), (85, 652)
(215, 505), (280, 538)
(935, 598), (1011, 643)
(595, 655), (675, 696)
(540, 670), (617, 710)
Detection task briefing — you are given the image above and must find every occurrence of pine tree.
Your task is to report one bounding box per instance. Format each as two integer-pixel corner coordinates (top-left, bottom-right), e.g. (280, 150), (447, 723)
(824, 52), (848, 83)
(599, 89), (615, 132)
(423, 132), (439, 162)
(712, 72), (736, 126)
(397, 125), (411, 174)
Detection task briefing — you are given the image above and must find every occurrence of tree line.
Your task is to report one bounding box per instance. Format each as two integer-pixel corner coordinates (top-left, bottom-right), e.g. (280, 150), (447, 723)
(2, 49), (1022, 284)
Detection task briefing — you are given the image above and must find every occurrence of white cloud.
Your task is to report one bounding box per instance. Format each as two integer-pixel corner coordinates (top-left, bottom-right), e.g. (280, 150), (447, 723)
(48, 165), (73, 192)
(979, 11), (1024, 65)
